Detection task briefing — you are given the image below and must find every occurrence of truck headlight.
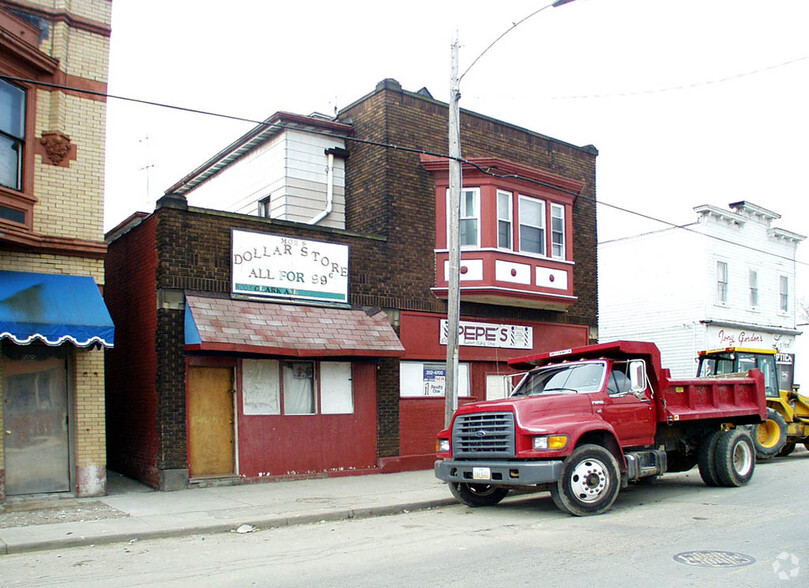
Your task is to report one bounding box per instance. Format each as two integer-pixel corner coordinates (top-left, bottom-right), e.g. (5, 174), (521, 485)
(437, 439), (450, 453)
(533, 435), (568, 451)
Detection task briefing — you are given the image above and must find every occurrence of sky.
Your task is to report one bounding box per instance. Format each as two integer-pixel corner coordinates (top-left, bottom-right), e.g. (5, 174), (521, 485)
(103, 0), (809, 358)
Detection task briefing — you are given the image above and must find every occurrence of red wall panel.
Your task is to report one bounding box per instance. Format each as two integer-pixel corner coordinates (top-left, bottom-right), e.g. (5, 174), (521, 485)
(236, 362), (378, 477)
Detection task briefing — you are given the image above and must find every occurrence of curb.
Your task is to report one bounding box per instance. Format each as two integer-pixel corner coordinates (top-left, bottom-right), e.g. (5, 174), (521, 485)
(0, 498), (457, 555)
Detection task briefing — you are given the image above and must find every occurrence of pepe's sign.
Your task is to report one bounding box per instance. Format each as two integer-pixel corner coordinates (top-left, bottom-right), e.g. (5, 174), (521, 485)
(231, 230), (349, 303)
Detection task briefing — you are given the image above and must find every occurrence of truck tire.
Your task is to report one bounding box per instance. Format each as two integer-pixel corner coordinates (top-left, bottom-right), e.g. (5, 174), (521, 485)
(778, 441), (797, 457)
(698, 430), (723, 487)
(751, 408), (787, 460)
(714, 428), (756, 487)
(550, 444), (621, 516)
(449, 482), (509, 507)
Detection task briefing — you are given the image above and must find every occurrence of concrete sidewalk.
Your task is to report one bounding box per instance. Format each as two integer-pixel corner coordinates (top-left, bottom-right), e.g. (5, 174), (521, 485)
(0, 470), (456, 555)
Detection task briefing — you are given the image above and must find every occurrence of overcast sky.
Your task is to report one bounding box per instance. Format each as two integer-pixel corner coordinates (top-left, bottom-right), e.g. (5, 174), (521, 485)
(103, 0), (809, 265)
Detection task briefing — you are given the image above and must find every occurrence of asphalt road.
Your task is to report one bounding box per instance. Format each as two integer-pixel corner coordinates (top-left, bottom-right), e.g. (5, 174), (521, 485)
(2, 450), (808, 587)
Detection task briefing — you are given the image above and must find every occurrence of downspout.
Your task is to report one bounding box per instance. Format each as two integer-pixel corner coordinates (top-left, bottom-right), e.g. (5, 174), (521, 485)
(309, 147), (348, 225)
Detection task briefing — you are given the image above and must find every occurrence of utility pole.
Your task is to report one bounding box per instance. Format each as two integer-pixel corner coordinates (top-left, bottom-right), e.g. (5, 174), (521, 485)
(443, 0), (577, 428)
(445, 34), (462, 427)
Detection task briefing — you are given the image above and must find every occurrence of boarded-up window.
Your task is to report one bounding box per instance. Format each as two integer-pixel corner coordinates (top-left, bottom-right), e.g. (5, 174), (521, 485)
(242, 359), (280, 415)
(320, 362), (353, 414)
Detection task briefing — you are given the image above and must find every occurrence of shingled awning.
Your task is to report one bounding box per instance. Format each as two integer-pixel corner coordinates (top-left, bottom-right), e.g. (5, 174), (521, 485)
(184, 294), (404, 358)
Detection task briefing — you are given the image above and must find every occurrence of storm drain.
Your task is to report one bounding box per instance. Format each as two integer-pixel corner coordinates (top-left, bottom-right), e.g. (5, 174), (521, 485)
(673, 551), (755, 568)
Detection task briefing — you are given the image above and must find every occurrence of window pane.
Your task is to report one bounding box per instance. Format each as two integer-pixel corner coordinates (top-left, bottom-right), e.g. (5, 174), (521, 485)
(283, 362), (315, 414)
(0, 80), (25, 138)
(780, 276), (788, 312)
(0, 134), (21, 190)
(520, 198), (543, 225)
(460, 218), (477, 246)
(520, 226), (544, 254)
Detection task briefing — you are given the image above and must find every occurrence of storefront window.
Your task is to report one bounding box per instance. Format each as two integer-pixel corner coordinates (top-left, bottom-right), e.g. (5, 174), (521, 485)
(283, 361), (315, 414)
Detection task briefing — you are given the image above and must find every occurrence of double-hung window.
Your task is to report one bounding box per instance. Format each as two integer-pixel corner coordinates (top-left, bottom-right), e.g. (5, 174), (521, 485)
(716, 261), (728, 304)
(748, 269), (759, 308)
(519, 196), (545, 255)
(459, 188), (480, 248)
(550, 203), (565, 259)
(0, 78), (25, 192)
(497, 190), (512, 249)
(779, 276), (789, 313)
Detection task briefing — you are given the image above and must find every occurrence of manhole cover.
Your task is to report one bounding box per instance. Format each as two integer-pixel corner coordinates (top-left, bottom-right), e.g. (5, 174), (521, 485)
(673, 551), (755, 568)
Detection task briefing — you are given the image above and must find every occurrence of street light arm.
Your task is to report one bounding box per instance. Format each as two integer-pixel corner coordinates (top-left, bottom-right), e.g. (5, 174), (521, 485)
(459, 0), (576, 83)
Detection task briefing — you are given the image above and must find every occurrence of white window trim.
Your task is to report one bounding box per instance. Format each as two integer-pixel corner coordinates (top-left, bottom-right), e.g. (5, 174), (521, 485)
(779, 275), (789, 314)
(716, 260), (729, 305)
(445, 187), (481, 250)
(748, 268), (759, 310)
(550, 203), (565, 260)
(518, 195), (546, 256)
(496, 189), (513, 250)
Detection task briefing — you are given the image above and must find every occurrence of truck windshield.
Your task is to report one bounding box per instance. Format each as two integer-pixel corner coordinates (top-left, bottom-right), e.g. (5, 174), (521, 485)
(512, 362), (606, 396)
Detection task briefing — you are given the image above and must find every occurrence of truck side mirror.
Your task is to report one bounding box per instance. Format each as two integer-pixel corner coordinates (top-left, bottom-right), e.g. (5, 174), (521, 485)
(629, 360), (646, 394)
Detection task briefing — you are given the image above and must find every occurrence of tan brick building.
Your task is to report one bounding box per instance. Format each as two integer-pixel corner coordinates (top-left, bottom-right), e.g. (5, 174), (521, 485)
(0, 0), (113, 502)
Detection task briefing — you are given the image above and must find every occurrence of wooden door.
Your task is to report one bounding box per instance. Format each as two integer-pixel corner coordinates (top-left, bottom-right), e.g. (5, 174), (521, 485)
(187, 367), (234, 477)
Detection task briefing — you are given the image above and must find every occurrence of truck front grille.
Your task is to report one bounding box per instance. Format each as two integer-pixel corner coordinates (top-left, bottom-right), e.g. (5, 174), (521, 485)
(452, 412), (515, 458)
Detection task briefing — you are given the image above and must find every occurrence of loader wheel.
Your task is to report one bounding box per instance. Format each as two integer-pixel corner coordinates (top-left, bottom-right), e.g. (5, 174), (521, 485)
(550, 444), (621, 516)
(449, 482), (509, 507)
(714, 428), (755, 487)
(751, 408), (787, 460)
(777, 442), (796, 457)
(698, 430), (723, 487)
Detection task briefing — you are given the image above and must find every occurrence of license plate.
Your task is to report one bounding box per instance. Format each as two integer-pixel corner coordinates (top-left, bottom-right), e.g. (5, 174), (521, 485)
(472, 467), (491, 480)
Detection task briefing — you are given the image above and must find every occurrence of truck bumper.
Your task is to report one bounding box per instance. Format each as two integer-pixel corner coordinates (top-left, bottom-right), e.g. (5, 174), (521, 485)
(434, 458), (564, 486)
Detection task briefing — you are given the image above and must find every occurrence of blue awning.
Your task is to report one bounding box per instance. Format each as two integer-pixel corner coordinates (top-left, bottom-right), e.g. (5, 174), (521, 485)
(0, 271), (114, 348)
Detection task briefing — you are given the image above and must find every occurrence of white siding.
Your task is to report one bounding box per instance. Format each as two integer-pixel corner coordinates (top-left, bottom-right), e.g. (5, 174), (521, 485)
(184, 128), (346, 229)
(599, 202), (803, 379)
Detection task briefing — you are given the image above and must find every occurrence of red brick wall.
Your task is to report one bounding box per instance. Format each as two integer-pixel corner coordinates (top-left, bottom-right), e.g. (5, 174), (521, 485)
(104, 217), (160, 487)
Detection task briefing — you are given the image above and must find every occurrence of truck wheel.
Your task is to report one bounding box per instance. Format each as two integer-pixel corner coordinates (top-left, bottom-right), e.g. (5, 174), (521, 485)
(778, 441), (796, 457)
(698, 430), (722, 487)
(714, 428), (756, 487)
(449, 482), (509, 507)
(751, 408), (787, 460)
(550, 444), (620, 516)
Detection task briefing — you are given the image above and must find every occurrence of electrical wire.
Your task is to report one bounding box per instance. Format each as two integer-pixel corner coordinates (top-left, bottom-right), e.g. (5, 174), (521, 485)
(2, 73), (805, 268)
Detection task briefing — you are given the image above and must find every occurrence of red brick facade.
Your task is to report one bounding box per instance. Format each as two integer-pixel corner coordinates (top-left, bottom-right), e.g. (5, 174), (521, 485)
(104, 79), (598, 487)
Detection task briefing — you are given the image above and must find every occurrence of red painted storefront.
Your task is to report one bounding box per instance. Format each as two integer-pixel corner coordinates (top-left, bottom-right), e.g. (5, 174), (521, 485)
(393, 311), (589, 469)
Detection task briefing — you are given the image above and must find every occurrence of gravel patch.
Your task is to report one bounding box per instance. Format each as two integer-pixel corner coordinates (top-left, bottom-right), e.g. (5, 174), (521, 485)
(0, 500), (127, 528)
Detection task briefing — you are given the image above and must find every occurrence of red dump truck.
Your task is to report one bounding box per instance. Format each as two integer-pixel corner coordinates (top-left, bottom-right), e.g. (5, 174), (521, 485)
(434, 341), (766, 516)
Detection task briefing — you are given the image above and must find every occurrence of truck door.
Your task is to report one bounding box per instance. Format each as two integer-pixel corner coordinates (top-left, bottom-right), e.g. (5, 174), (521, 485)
(598, 365), (656, 448)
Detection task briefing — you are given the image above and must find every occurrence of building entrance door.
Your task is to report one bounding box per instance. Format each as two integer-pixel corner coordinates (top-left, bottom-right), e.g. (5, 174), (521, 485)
(2, 345), (70, 495)
(187, 367), (235, 477)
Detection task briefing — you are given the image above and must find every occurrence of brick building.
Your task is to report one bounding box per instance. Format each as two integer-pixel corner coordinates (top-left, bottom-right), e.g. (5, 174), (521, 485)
(0, 0), (114, 502)
(104, 79), (597, 489)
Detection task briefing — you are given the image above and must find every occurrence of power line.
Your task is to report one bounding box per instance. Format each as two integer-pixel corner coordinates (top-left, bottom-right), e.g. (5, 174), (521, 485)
(2, 73), (804, 267)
